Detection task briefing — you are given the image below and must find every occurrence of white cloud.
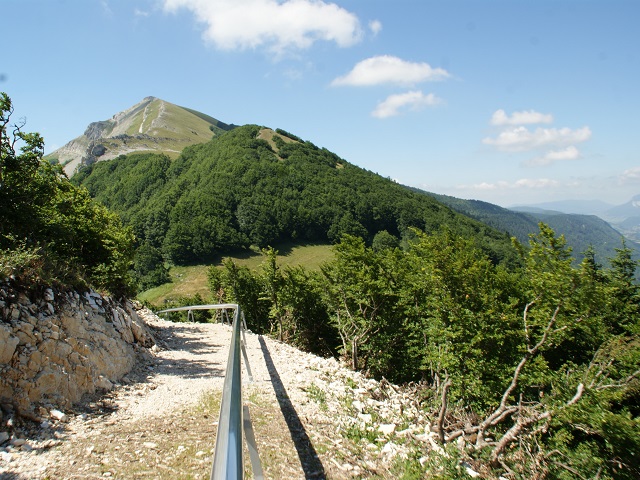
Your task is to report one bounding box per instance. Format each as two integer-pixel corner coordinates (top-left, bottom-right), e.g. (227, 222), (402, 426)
(483, 109), (591, 168)
(459, 178), (561, 191)
(369, 20), (382, 36)
(371, 91), (441, 119)
(331, 55), (450, 87)
(524, 145), (581, 167)
(513, 178), (561, 188)
(490, 109), (553, 126)
(619, 167), (640, 184)
(469, 181), (507, 191)
(161, 0), (362, 54)
(482, 126), (591, 152)
(101, 0), (114, 17)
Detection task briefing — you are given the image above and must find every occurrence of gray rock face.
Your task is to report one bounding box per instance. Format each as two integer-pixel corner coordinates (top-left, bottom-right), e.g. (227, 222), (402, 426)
(0, 284), (155, 416)
(84, 121), (112, 141)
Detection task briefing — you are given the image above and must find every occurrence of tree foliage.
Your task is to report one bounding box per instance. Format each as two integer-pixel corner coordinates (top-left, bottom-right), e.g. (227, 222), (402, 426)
(207, 250), (336, 356)
(200, 223), (638, 477)
(0, 93), (135, 295)
(73, 124), (521, 271)
(317, 224), (640, 478)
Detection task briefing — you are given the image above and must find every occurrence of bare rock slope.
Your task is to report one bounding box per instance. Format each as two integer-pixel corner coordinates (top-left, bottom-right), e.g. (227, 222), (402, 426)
(47, 96), (233, 176)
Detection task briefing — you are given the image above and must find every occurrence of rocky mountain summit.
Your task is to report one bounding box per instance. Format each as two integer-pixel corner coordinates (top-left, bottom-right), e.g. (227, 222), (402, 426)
(46, 97), (235, 176)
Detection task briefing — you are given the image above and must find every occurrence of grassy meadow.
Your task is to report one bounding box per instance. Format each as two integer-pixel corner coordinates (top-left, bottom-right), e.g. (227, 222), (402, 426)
(138, 242), (333, 307)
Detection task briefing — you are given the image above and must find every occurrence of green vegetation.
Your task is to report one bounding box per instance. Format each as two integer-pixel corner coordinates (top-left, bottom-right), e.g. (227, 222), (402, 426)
(208, 226), (639, 478)
(137, 264), (211, 305)
(73, 124), (521, 291)
(0, 93), (134, 295)
(137, 243), (333, 307)
(304, 383), (328, 410)
(4, 91), (637, 477)
(67, 113), (638, 477)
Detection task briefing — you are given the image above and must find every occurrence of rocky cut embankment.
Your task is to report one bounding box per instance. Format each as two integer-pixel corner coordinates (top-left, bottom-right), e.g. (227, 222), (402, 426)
(0, 282), (155, 419)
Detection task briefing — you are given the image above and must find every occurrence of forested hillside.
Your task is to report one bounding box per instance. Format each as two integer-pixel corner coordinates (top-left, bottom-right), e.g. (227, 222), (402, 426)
(72, 124), (520, 282)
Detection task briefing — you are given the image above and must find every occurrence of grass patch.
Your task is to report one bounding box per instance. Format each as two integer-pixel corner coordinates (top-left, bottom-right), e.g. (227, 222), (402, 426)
(216, 242), (333, 271)
(304, 384), (328, 411)
(138, 264), (211, 306)
(138, 243), (334, 307)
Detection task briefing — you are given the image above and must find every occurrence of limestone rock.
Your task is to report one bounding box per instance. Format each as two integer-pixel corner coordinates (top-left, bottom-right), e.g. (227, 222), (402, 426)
(0, 323), (19, 363)
(95, 375), (114, 391)
(50, 409), (68, 422)
(378, 423), (396, 436)
(0, 284), (155, 413)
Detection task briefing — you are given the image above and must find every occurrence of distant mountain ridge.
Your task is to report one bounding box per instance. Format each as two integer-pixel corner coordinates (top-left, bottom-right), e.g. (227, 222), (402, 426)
(46, 96), (235, 176)
(510, 199), (614, 216)
(513, 196), (640, 244)
(427, 192), (636, 267)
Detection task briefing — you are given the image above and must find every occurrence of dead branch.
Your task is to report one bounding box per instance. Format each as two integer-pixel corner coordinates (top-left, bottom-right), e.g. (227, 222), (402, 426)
(594, 369), (640, 390)
(490, 381), (584, 466)
(550, 461), (589, 480)
(475, 304), (562, 447)
(437, 376), (451, 444)
(490, 411), (550, 466)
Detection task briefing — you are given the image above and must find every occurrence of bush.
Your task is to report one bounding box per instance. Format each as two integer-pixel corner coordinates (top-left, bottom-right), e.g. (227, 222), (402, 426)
(0, 92), (135, 295)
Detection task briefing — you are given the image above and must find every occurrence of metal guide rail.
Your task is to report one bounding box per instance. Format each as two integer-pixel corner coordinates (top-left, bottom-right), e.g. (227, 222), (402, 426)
(156, 304), (263, 479)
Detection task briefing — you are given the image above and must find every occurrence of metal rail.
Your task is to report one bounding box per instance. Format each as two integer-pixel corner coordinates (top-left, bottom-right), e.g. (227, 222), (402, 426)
(211, 305), (244, 479)
(155, 303), (262, 479)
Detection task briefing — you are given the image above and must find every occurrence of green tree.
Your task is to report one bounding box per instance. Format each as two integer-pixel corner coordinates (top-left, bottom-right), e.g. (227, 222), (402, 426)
(398, 228), (520, 397)
(208, 259), (270, 333)
(259, 247), (286, 340)
(321, 235), (399, 370)
(278, 265), (336, 355)
(605, 240), (640, 335)
(0, 92), (135, 294)
(372, 229), (400, 251)
(134, 242), (170, 291)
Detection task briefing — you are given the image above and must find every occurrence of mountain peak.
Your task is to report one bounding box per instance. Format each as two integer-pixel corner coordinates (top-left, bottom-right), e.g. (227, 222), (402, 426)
(46, 98), (234, 176)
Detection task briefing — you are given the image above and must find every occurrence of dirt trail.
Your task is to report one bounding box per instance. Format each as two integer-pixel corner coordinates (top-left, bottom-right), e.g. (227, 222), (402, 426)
(0, 314), (340, 479)
(1, 311), (433, 479)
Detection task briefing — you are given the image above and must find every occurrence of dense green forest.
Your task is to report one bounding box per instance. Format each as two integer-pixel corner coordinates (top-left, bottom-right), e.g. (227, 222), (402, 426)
(72, 124), (521, 290)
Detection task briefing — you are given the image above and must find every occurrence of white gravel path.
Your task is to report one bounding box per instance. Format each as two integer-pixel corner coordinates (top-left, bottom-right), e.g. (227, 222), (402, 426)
(0, 309), (435, 479)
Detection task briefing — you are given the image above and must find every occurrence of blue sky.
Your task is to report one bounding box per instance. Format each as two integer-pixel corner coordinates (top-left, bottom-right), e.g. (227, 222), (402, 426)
(4, 0), (639, 207)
